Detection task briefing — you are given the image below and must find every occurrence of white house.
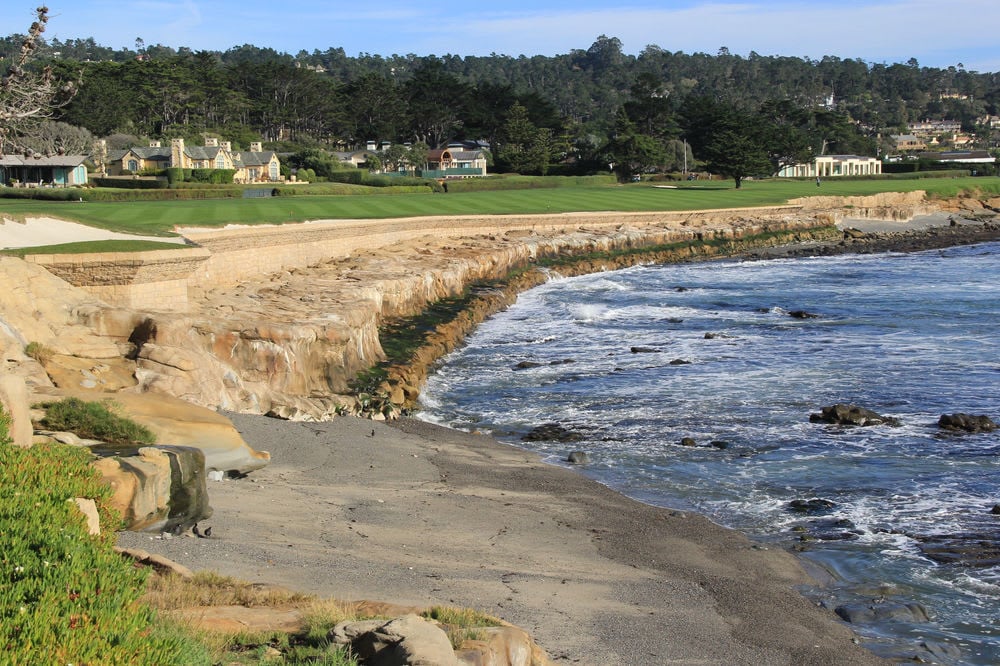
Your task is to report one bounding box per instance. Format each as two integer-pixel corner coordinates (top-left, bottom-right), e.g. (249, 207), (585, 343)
(778, 155), (882, 178)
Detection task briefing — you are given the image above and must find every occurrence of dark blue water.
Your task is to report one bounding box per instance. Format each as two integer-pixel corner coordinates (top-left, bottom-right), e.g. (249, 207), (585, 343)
(418, 242), (1000, 664)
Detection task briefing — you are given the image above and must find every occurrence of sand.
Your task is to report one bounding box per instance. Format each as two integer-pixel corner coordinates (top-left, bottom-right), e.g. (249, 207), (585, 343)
(0, 216), (186, 248)
(117, 414), (889, 665)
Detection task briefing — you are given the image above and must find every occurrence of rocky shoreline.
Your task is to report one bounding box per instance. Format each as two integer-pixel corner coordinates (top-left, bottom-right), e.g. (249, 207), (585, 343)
(5, 193), (999, 664)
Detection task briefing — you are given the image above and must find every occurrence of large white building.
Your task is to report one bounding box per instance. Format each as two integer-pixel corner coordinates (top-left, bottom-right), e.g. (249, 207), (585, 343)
(778, 155), (882, 178)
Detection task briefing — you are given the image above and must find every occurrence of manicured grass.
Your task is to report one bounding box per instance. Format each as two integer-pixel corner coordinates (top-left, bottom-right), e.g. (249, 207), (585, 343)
(2, 177), (998, 237)
(2, 239), (186, 256)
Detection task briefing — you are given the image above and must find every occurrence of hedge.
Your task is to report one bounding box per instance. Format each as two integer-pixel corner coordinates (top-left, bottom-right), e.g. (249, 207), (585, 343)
(91, 177), (169, 189)
(189, 168), (236, 184)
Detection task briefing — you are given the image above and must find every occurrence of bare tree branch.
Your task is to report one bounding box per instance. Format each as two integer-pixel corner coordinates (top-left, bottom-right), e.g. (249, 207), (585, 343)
(0, 6), (80, 154)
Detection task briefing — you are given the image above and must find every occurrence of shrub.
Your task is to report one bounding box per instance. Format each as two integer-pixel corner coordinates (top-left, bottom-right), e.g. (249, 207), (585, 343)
(189, 168), (236, 184)
(165, 167), (184, 184)
(0, 406), (210, 664)
(23, 341), (53, 365)
(38, 397), (156, 446)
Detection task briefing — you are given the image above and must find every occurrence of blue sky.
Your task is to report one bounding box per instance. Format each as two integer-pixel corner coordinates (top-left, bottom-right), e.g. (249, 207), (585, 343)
(6, 1), (1000, 72)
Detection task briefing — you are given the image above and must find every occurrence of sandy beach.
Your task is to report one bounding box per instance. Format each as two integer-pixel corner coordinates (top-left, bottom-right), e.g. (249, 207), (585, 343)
(117, 413), (889, 665)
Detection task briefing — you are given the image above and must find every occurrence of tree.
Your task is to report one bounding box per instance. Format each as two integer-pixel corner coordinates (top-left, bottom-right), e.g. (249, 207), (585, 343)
(605, 107), (667, 182)
(496, 102), (552, 174)
(18, 120), (93, 155)
(0, 6), (79, 153)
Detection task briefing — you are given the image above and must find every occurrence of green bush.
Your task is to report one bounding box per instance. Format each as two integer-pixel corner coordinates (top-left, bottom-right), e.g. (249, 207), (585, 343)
(189, 168), (236, 184)
(0, 186), (82, 201)
(165, 167), (184, 184)
(0, 405), (210, 664)
(38, 397), (156, 447)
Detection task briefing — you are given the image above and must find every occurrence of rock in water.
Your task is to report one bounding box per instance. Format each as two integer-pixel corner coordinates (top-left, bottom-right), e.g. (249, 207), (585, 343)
(809, 403), (900, 427)
(938, 413), (998, 433)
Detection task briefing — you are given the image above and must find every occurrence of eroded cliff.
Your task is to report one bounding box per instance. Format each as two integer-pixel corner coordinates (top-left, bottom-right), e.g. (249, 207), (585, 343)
(3, 191), (995, 422)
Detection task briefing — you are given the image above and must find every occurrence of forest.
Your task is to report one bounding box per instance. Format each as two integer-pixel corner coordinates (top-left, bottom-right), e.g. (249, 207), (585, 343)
(3, 30), (1000, 183)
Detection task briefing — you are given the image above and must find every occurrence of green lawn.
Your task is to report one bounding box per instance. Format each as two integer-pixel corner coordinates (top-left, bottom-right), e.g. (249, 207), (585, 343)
(2, 177), (998, 238)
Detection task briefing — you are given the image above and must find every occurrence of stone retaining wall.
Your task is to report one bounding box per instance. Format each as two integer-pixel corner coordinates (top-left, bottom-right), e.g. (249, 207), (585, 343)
(24, 207), (803, 311)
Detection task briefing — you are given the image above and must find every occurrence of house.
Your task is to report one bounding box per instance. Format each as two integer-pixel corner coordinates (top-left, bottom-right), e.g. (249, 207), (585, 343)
(0, 154), (89, 187)
(106, 138), (281, 183)
(777, 155), (882, 178)
(891, 134), (926, 152)
(423, 147), (488, 178)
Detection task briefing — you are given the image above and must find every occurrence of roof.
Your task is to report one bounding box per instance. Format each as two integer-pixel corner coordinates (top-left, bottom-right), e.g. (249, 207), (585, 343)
(234, 151), (278, 167)
(0, 154), (88, 167)
(108, 147), (172, 162)
(427, 148), (484, 161)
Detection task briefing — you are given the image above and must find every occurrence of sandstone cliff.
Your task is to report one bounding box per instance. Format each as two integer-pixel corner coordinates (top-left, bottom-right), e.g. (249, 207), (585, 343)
(2, 191), (990, 424)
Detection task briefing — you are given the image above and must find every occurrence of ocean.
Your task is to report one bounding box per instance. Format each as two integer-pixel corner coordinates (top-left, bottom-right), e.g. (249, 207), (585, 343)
(417, 240), (1000, 664)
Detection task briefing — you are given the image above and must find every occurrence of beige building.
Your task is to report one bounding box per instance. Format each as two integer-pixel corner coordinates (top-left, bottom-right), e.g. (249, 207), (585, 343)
(107, 138), (281, 183)
(778, 155), (882, 178)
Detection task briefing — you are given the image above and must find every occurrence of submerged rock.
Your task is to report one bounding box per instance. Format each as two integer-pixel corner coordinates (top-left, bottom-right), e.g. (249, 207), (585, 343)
(566, 451), (589, 464)
(522, 423), (584, 443)
(834, 600), (931, 624)
(788, 498), (837, 515)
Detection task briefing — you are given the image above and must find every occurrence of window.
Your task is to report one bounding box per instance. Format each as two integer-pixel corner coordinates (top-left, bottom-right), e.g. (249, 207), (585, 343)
(269, 161), (279, 180)
(127, 159), (138, 172)
(216, 154), (226, 169)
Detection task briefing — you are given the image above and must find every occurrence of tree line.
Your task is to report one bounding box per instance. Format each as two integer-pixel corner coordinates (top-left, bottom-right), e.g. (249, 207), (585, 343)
(4, 27), (1000, 184)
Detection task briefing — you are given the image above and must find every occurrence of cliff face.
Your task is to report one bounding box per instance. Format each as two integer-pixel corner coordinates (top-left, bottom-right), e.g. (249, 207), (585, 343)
(1, 193), (982, 422)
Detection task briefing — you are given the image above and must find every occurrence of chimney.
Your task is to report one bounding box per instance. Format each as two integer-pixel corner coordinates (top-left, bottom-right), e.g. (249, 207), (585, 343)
(220, 141), (232, 152)
(366, 140), (377, 151)
(204, 137), (219, 147)
(149, 140), (161, 148)
(170, 138), (185, 168)
(250, 141), (263, 152)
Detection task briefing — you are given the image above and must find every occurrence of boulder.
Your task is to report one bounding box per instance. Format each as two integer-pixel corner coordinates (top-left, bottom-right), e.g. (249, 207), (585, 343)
(333, 614), (460, 666)
(455, 625), (550, 666)
(938, 413), (997, 433)
(566, 451), (589, 464)
(834, 601), (931, 624)
(809, 404), (900, 427)
(93, 445), (212, 532)
(36, 388), (269, 474)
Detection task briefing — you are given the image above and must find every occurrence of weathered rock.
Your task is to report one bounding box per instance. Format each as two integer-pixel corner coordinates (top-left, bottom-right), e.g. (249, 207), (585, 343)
(834, 600), (931, 624)
(787, 310), (820, 319)
(512, 361), (544, 370)
(455, 625), (550, 666)
(938, 413), (998, 433)
(93, 445), (211, 532)
(0, 374), (33, 447)
(566, 451), (589, 464)
(809, 403), (900, 427)
(521, 423), (584, 443)
(668, 358), (691, 365)
(333, 614), (460, 666)
(72, 497), (101, 535)
(36, 388), (269, 474)
(679, 437), (698, 447)
(630, 346), (658, 354)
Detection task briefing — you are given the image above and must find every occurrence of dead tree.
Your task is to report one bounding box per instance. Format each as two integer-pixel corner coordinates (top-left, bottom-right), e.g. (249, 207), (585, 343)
(0, 6), (79, 154)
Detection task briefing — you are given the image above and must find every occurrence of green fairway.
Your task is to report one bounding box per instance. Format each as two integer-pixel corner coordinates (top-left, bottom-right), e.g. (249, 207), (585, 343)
(2, 177), (998, 237)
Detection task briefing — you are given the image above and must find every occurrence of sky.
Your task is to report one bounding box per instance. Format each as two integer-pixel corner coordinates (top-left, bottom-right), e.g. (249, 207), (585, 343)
(5, 0), (1000, 73)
